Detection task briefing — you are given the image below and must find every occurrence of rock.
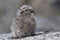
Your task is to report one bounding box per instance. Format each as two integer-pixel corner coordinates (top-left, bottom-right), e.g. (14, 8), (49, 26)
(0, 32), (60, 40)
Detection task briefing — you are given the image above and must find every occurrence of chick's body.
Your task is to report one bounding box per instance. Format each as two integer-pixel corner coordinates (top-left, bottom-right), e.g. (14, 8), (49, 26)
(11, 5), (36, 38)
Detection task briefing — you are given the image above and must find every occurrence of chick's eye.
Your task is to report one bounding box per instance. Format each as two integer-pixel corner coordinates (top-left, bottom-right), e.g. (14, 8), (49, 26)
(25, 10), (28, 11)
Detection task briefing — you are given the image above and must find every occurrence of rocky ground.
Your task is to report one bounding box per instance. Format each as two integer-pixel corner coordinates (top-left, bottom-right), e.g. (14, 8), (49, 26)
(0, 32), (60, 40)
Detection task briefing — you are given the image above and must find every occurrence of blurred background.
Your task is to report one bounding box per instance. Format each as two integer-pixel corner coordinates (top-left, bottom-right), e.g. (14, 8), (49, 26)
(0, 0), (60, 34)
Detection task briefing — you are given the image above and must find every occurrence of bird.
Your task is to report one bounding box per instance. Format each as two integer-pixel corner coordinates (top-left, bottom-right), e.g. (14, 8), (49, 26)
(10, 5), (36, 38)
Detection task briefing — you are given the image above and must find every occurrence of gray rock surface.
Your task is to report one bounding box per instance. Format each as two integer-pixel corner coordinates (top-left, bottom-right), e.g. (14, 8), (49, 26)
(0, 32), (60, 40)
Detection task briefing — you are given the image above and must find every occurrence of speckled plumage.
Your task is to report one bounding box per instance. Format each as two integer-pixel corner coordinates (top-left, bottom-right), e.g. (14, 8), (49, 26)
(10, 5), (36, 38)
